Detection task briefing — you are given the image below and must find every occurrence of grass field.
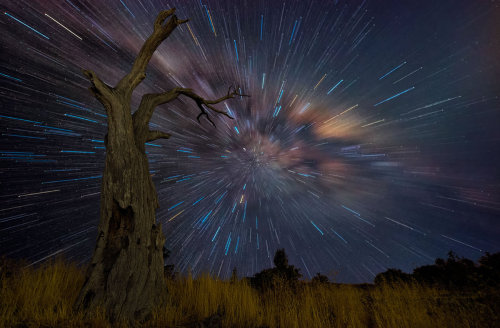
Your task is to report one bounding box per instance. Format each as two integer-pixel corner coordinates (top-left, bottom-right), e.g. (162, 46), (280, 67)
(1, 258), (498, 327)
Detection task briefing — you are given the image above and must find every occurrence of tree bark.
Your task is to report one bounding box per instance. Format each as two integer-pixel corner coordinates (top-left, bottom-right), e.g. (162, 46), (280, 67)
(74, 9), (247, 324)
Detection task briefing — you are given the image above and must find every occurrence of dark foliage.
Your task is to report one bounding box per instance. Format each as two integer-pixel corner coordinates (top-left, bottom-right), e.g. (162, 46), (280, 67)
(230, 267), (238, 283)
(374, 251), (500, 289)
(374, 268), (412, 285)
(249, 249), (302, 291)
(478, 252), (500, 287)
(311, 272), (329, 284)
(273, 249), (288, 269)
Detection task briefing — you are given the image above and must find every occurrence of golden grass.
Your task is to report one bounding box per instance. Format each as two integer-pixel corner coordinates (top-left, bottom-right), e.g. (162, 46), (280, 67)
(370, 282), (497, 328)
(0, 258), (497, 327)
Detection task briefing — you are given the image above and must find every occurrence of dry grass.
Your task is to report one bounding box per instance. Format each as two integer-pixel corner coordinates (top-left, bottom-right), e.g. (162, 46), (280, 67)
(0, 258), (497, 327)
(370, 282), (497, 328)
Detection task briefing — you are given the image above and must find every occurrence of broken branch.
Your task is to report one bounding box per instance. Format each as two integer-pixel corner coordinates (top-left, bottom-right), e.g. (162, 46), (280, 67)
(147, 130), (171, 142)
(82, 69), (113, 109)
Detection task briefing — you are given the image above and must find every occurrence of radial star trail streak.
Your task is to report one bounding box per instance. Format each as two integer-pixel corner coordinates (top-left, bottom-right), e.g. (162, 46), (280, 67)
(0, 0), (499, 283)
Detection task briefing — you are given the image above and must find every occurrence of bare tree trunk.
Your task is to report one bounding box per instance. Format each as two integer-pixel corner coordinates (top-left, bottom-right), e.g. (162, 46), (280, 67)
(73, 9), (247, 324)
(73, 90), (166, 322)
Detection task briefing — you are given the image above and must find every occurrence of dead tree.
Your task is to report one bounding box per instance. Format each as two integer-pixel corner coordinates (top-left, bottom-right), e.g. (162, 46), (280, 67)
(74, 8), (247, 323)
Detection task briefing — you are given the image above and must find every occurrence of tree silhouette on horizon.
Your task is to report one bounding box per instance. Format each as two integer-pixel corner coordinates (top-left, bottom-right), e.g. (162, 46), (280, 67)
(251, 248), (302, 291)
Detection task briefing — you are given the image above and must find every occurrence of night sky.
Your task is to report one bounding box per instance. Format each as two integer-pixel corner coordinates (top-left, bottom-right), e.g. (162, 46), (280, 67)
(1, 0), (499, 283)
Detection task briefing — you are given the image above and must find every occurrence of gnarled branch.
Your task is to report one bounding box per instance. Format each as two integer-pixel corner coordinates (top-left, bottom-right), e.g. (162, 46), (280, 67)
(178, 86), (249, 127)
(116, 8), (188, 94)
(134, 86), (248, 129)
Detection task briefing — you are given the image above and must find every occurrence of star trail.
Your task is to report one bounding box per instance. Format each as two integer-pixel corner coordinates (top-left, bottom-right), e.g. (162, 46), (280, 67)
(0, 0), (499, 283)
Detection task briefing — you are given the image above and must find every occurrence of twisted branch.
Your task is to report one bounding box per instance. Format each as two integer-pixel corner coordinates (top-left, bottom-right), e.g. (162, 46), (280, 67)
(177, 86), (249, 127)
(116, 8), (189, 94)
(134, 86), (248, 129)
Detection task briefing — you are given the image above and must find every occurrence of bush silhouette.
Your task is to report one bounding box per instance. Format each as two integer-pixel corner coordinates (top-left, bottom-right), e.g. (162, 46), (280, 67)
(374, 269), (411, 285)
(413, 251), (477, 288)
(375, 250), (500, 289)
(311, 272), (329, 284)
(478, 252), (500, 287)
(250, 248), (302, 291)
